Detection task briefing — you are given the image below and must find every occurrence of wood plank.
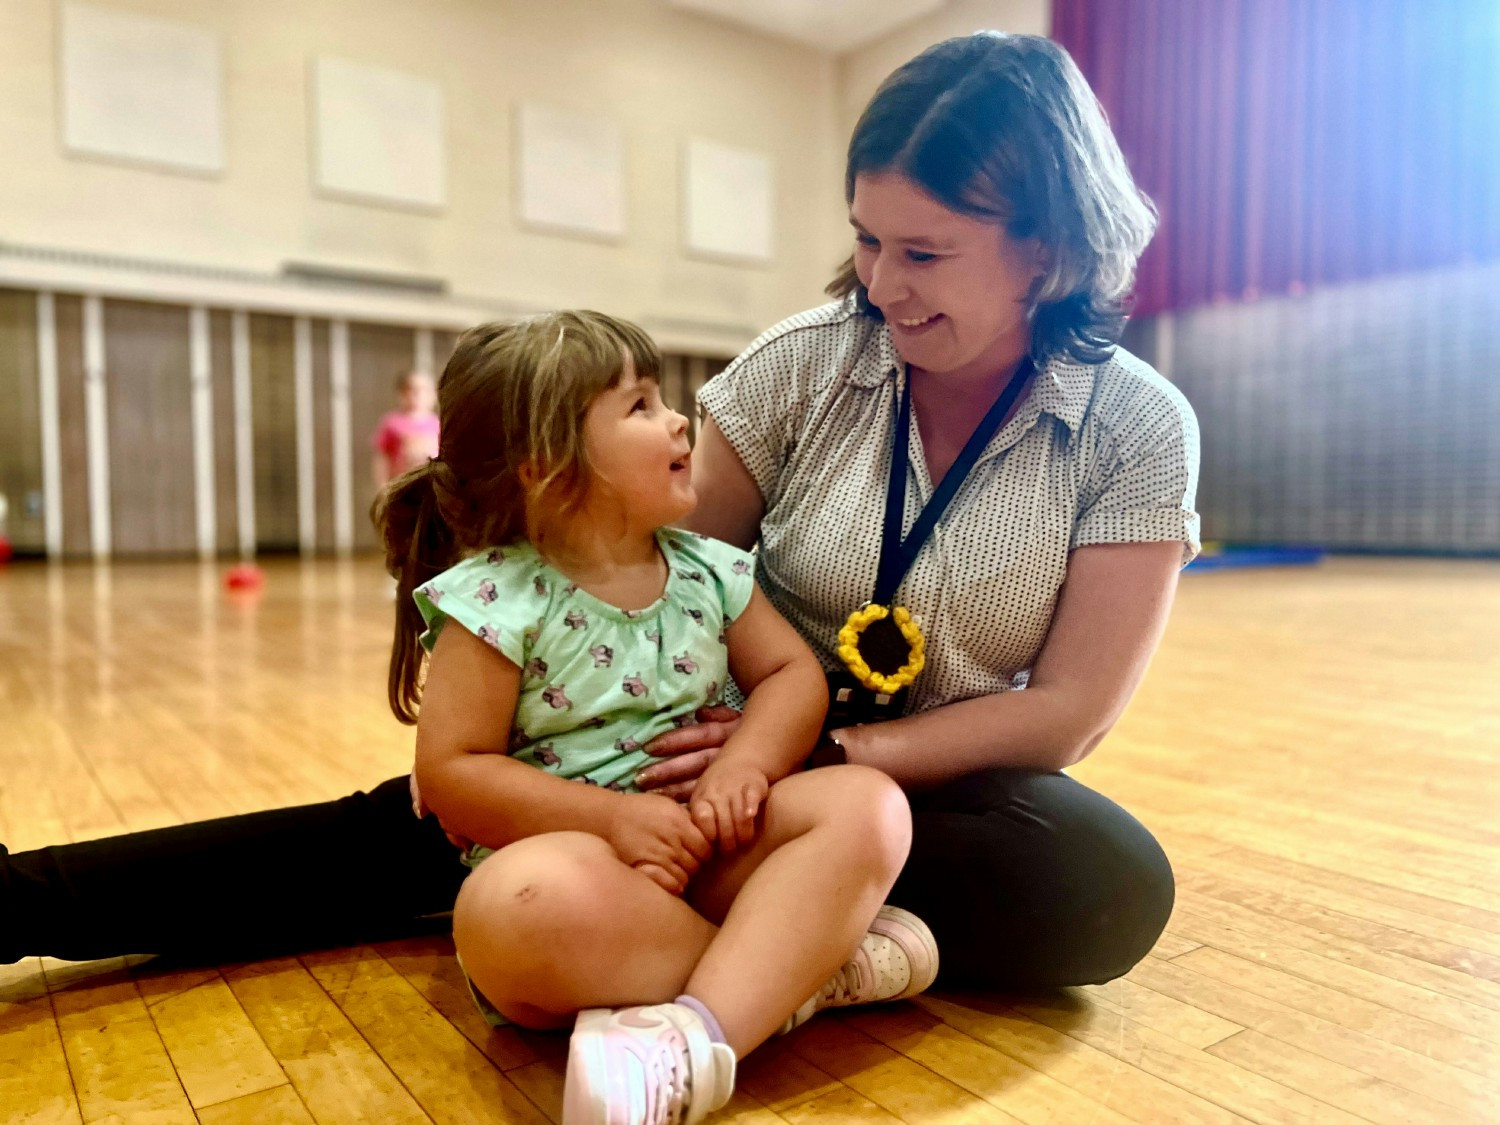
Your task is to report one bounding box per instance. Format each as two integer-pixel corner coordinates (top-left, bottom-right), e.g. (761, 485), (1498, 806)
(300, 946), (549, 1124)
(735, 1036), (842, 1114)
(0, 959), (80, 1125)
(1208, 1029), (1480, 1125)
(1009, 999), (1368, 1125)
(908, 997), (1245, 1125)
(1129, 954), (1498, 1113)
(50, 978), (197, 1125)
(1166, 902), (1500, 1040)
(1152, 931), (1204, 960)
(1168, 891), (1500, 1015)
(792, 1020), (1026, 1122)
(1170, 945), (1500, 1078)
(776, 1085), (904, 1124)
(842, 1005), (1143, 1124)
(134, 967), (286, 1109)
(196, 1084), (317, 1125)
(223, 957), (430, 1125)
(373, 935), (540, 1071)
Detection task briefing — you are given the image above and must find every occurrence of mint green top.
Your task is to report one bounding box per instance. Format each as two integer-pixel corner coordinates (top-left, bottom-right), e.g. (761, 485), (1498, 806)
(415, 529), (756, 792)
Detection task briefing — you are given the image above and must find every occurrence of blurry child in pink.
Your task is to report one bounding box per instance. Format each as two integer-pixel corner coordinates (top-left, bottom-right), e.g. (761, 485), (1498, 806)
(372, 370), (441, 489)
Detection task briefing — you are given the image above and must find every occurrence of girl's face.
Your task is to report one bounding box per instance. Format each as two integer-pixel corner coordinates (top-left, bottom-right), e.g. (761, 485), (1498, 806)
(400, 373), (436, 414)
(579, 358), (695, 532)
(851, 172), (1045, 380)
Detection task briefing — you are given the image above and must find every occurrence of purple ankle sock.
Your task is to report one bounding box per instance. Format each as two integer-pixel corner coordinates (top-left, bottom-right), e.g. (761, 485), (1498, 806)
(674, 994), (726, 1044)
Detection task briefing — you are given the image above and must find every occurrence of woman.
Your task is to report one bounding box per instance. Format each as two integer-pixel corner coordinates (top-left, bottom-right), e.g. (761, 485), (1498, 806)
(3, 32), (1197, 994)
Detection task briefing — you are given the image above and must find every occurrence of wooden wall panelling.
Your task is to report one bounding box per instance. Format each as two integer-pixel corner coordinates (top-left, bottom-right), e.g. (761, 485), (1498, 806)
(310, 320), (335, 553)
(349, 323), (416, 552)
(209, 311), (238, 554)
(0, 289), (45, 553)
(249, 314), (299, 553)
(54, 295), (90, 558)
(103, 299), (196, 556)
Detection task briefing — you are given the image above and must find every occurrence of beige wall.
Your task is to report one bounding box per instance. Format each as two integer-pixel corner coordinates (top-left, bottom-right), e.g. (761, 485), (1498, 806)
(837, 0), (1051, 147)
(0, 0), (852, 344)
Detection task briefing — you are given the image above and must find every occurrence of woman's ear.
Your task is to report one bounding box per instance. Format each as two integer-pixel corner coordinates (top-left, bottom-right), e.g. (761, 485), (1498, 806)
(1030, 238), (1053, 277)
(516, 460), (540, 489)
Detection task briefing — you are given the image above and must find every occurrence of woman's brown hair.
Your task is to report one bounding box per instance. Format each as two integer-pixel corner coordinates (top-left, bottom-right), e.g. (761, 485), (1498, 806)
(373, 309), (661, 723)
(829, 32), (1157, 365)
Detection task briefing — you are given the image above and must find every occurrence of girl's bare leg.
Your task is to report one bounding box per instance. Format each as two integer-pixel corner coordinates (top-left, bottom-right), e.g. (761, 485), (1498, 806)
(685, 765), (911, 1053)
(453, 765), (911, 1056)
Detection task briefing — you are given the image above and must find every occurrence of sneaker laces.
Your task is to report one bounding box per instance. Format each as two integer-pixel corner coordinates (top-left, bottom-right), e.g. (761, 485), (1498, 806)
(820, 955), (870, 1006)
(638, 1027), (691, 1125)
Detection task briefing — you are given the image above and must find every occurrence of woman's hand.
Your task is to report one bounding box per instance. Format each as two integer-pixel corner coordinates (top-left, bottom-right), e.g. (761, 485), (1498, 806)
(605, 793), (713, 895)
(637, 706), (743, 800)
(689, 759), (768, 854)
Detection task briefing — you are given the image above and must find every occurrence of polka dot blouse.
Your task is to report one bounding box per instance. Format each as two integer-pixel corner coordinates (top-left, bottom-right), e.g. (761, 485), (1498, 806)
(698, 297), (1201, 716)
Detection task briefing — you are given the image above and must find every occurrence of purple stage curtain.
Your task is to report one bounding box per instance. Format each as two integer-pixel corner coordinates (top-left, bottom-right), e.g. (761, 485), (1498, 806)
(1051, 0), (1500, 314)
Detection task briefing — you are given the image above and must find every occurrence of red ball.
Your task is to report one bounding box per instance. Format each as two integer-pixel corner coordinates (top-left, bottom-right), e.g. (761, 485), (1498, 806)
(0, 536), (11, 565)
(224, 562), (265, 590)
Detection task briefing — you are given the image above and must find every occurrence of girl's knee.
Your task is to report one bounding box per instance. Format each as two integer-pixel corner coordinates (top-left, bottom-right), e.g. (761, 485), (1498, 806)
(452, 832), (620, 1013)
(784, 764), (912, 865)
(453, 832), (617, 955)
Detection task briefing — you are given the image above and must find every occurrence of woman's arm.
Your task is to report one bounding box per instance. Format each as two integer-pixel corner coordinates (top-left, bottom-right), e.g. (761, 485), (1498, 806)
(833, 541), (1183, 787)
(414, 625), (624, 850)
(717, 586), (828, 781)
(680, 418), (765, 550)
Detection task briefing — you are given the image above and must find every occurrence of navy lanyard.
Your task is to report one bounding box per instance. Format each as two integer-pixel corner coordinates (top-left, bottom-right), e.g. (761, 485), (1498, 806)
(872, 358), (1036, 607)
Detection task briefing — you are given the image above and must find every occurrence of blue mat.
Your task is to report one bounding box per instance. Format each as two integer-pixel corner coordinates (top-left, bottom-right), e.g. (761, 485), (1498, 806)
(1186, 546), (1325, 571)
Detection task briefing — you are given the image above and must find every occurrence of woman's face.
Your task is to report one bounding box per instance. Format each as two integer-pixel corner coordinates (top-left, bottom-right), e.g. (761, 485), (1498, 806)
(851, 172), (1043, 380)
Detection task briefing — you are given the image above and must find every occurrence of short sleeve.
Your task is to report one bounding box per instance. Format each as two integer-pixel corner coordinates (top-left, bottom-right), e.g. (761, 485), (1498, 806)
(697, 312), (847, 510)
(413, 548), (536, 667)
(665, 531), (756, 624)
(371, 414), (398, 456)
(1072, 380), (1202, 565)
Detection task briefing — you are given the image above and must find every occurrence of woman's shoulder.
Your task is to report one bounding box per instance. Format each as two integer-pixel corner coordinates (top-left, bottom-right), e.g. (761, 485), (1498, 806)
(719, 296), (891, 384)
(1077, 347), (1198, 447)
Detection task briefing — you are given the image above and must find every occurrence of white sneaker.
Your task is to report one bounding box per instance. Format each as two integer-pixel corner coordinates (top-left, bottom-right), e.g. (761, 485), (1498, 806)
(780, 905), (939, 1034)
(563, 1002), (736, 1125)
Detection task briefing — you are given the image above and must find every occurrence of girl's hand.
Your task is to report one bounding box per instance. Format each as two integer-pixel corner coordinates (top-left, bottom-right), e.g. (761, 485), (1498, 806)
(605, 793), (712, 895)
(690, 759), (768, 854)
(638, 706), (743, 801)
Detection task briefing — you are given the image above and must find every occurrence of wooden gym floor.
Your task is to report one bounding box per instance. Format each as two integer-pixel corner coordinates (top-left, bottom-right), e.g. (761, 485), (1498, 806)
(1, 555), (1497, 1124)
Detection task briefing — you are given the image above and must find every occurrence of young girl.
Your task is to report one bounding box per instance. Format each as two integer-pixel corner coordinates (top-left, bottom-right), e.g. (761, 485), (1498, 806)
(371, 368), (441, 489)
(375, 311), (937, 1125)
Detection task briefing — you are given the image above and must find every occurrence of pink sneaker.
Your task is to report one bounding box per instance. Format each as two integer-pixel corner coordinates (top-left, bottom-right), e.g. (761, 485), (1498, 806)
(780, 905), (939, 1033)
(563, 1002), (736, 1125)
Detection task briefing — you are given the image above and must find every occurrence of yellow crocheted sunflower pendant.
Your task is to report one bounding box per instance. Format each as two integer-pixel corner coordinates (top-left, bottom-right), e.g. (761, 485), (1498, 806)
(837, 603), (925, 696)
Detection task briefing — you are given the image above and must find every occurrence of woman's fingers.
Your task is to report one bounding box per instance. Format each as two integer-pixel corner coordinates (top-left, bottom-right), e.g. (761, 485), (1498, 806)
(637, 746), (719, 789)
(654, 779), (697, 803)
(694, 705), (742, 725)
(644, 725), (725, 758)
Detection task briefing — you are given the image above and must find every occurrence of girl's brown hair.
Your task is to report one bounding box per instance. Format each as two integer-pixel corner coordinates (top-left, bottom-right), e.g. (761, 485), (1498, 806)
(373, 309), (661, 723)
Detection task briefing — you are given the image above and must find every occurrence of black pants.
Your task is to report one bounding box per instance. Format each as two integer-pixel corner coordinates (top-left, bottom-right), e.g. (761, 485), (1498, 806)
(1, 770), (1172, 989)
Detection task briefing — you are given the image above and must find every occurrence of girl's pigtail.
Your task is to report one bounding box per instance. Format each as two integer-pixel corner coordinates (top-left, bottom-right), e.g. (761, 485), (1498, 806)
(373, 461), (458, 723)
